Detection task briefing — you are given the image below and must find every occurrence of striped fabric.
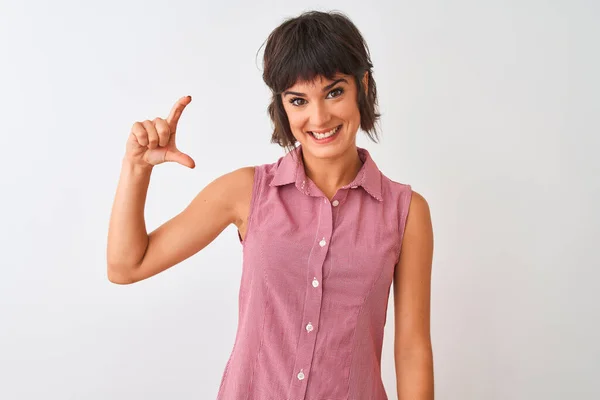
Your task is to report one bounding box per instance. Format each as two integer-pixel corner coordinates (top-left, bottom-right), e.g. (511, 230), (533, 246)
(217, 145), (412, 400)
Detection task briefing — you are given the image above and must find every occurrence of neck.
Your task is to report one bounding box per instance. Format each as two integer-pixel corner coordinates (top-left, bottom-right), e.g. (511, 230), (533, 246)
(301, 145), (363, 200)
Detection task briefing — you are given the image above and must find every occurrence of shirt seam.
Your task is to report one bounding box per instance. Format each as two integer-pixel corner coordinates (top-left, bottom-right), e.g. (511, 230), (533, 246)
(345, 245), (392, 398)
(246, 276), (269, 400)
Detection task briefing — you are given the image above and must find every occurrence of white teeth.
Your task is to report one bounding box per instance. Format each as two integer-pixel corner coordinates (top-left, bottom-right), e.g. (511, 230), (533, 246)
(310, 125), (340, 139)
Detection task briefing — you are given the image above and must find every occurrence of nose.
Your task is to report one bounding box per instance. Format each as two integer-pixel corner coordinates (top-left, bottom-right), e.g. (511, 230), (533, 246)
(311, 102), (332, 128)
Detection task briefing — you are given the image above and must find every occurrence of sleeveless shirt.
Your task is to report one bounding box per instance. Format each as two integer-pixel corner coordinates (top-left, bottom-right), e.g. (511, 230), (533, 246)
(216, 145), (412, 400)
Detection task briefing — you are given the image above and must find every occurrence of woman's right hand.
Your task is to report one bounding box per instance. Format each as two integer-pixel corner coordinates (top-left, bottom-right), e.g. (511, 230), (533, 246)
(125, 95), (196, 169)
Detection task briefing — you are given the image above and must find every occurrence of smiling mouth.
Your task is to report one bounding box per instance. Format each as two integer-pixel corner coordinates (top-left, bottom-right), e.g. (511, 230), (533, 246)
(308, 124), (342, 139)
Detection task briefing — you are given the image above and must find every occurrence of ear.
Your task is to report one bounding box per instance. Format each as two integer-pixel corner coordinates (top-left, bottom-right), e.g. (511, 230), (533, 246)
(362, 71), (369, 96)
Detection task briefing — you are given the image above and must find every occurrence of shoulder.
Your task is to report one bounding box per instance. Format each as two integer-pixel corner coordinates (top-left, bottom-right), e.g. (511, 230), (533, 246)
(382, 174), (431, 237)
(209, 166), (255, 196)
(230, 165), (256, 184)
(380, 174), (427, 212)
(408, 190), (430, 217)
(228, 166), (256, 204)
(226, 154), (284, 197)
(201, 166), (255, 214)
(404, 189), (433, 242)
(380, 175), (413, 214)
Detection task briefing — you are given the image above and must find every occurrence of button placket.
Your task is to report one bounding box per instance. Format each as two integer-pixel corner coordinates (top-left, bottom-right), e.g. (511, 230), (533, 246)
(287, 192), (333, 400)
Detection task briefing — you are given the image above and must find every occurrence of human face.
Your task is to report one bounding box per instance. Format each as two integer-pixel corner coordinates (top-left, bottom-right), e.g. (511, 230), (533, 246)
(281, 72), (367, 160)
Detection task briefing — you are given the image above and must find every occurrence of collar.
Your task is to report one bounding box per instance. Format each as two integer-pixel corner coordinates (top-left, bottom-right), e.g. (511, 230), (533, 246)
(269, 145), (383, 201)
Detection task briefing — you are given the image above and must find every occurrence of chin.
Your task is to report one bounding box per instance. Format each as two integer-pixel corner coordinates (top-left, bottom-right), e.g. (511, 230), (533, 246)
(304, 138), (352, 160)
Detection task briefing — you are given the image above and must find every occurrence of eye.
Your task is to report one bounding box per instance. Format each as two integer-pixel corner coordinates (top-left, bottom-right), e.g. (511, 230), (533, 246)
(327, 87), (344, 98)
(289, 97), (306, 107)
(288, 87), (344, 107)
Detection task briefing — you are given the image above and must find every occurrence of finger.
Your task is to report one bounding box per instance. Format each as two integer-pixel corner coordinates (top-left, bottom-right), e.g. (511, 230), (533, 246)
(142, 120), (159, 149)
(166, 95), (192, 132)
(164, 149), (195, 169)
(153, 117), (170, 147)
(131, 122), (149, 146)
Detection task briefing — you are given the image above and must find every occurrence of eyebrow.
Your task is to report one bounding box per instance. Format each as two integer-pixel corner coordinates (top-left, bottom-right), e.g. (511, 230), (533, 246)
(283, 78), (348, 97)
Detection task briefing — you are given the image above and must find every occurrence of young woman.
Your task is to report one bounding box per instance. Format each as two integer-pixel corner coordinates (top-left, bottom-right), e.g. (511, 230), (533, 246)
(107, 10), (434, 400)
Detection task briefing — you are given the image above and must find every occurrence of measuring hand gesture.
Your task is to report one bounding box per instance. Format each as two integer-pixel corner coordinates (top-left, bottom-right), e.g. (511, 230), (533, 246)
(126, 95), (195, 169)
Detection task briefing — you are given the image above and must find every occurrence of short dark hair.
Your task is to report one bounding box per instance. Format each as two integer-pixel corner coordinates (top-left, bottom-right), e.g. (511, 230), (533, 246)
(260, 10), (381, 153)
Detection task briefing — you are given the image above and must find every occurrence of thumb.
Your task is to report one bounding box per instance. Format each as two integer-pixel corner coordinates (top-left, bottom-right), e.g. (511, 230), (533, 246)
(164, 149), (195, 169)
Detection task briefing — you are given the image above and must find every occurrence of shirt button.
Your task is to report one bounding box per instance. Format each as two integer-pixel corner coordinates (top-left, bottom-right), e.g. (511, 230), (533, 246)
(306, 322), (313, 332)
(297, 370), (305, 380)
(332, 200), (339, 207)
(312, 278), (319, 287)
(319, 239), (326, 247)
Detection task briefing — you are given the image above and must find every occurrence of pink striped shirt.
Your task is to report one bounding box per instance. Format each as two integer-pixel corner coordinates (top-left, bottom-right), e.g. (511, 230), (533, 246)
(217, 145), (412, 400)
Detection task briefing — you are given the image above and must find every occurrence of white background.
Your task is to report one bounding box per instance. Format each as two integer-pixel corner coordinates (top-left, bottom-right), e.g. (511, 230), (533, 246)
(1, 0), (598, 399)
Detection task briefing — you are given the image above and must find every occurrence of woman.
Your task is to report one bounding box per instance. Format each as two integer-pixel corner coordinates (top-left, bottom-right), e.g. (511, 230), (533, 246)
(107, 10), (434, 400)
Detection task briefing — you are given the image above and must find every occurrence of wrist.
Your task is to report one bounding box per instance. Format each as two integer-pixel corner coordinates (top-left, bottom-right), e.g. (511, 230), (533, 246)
(122, 157), (154, 175)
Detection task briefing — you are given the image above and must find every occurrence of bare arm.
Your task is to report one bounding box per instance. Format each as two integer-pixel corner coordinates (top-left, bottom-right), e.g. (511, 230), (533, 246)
(107, 164), (254, 284)
(394, 190), (434, 399)
(106, 158), (153, 277)
(106, 95), (254, 284)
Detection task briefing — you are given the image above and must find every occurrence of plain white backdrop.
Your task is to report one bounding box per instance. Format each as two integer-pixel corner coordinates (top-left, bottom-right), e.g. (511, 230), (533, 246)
(1, 0), (598, 399)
